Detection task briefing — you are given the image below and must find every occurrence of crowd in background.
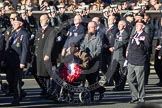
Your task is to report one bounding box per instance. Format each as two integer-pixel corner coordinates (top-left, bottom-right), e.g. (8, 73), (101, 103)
(1, 0), (162, 12)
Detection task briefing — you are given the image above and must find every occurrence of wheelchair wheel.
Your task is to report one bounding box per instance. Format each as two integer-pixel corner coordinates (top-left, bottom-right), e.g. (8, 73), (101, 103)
(1, 83), (8, 93)
(79, 91), (91, 104)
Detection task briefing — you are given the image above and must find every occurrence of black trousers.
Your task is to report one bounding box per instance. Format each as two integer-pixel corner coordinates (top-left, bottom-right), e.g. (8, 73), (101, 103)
(31, 55), (49, 92)
(144, 54), (151, 85)
(86, 70), (105, 100)
(154, 51), (162, 82)
(100, 54), (111, 74)
(6, 67), (23, 99)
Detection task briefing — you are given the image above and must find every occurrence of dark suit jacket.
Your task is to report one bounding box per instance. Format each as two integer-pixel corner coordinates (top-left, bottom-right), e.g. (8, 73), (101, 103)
(64, 24), (86, 49)
(102, 24), (118, 54)
(113, 30), (129, 61)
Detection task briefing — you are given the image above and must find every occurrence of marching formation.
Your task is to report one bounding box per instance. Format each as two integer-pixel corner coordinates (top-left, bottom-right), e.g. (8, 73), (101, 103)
(0, 0), (162, 106)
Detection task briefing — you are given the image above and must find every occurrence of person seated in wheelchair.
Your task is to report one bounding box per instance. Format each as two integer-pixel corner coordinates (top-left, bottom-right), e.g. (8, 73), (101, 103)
(59, 42), (90, 102)
(60, 41), (90, 83)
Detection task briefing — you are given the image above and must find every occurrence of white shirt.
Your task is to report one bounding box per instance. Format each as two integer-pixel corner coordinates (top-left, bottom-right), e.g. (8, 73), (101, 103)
(119, 30), (124, 35)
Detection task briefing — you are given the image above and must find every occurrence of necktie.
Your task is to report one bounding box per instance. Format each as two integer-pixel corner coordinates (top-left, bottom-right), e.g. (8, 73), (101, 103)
(108, 26), (112, 31)
(73, 26), (77, 32)
(42, 28), (45, 34)
(134, 33), (138, 38)
(42, 28), (45, 38)
(132, 33), (138, 44)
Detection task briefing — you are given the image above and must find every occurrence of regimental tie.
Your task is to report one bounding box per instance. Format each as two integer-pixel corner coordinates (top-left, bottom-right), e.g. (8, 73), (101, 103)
(42, 28), (45, 38)
(73, 26), (78, 32)
(132, 33), (138, 44)
(108, 27), (112, 31)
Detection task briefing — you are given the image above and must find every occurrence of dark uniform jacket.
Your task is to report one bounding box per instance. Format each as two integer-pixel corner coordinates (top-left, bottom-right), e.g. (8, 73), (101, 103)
(0, 33), (5, 64)
(5, 28), (29, 68)
(159, 47), (162, 56)
(125, 20), (134, 37)
(63, 24), (86, 49)
(127, 31), (150, 66)
(156, 26), (162, 57)
(57, 13), (70, 24)
(27, 15), (38, 35)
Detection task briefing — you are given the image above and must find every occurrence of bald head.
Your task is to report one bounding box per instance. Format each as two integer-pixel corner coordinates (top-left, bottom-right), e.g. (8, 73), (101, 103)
(40, 14), (49, 27)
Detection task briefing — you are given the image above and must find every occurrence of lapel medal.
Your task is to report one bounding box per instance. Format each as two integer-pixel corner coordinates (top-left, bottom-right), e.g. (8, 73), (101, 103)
(42, 34), (45, 38)
(16, 42), (20, 47)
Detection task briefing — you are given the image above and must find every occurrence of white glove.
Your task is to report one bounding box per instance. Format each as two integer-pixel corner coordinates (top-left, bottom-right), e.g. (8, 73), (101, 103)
(123, 60), (128, 67)
(134, 38), (140, 45)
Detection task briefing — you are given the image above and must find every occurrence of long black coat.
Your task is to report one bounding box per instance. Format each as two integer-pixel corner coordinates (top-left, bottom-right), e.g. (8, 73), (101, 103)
(34, 26), (54, 77)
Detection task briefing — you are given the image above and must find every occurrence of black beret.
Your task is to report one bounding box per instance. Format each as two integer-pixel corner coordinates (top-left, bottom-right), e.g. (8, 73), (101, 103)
(135, 12), (144, 18)
(14, 16), (23, 22)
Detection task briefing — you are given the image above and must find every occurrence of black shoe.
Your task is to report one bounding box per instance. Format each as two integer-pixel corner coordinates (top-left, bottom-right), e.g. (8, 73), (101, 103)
(48, 94), (57, 100)
(11, 99), (20, 106)
(5, 92), (14, 96)
(99, 93), (104, 101)
(21, 91), (27, 97)
(113, 87), (124, 91)
(129, 99), (138, 104)
(43, 93), (51, 99)
(90, 98), (94, 103)
(156, 82), (162, 86)
(20, 91), (27, 100)
(99, 87), (105, 101)
(40, 90), (47, 96)
(104, 82), (114, 86)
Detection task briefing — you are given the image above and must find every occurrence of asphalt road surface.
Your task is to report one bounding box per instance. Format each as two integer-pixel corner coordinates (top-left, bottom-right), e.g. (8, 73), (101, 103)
(0, 72), (162, 108)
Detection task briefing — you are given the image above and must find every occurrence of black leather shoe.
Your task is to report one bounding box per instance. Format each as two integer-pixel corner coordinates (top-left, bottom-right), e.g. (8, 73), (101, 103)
(113, 87), (124, 91)
(104, 82), (114, 86)
(156, 82), (162, 86)
(99, 93), (104, 101)
(99, 87), (106, 101)
(129, 99), (138, 104)
(5, 92), (14, 96)
(40, 90), (47, 96)
(11, 99), (20, 106)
